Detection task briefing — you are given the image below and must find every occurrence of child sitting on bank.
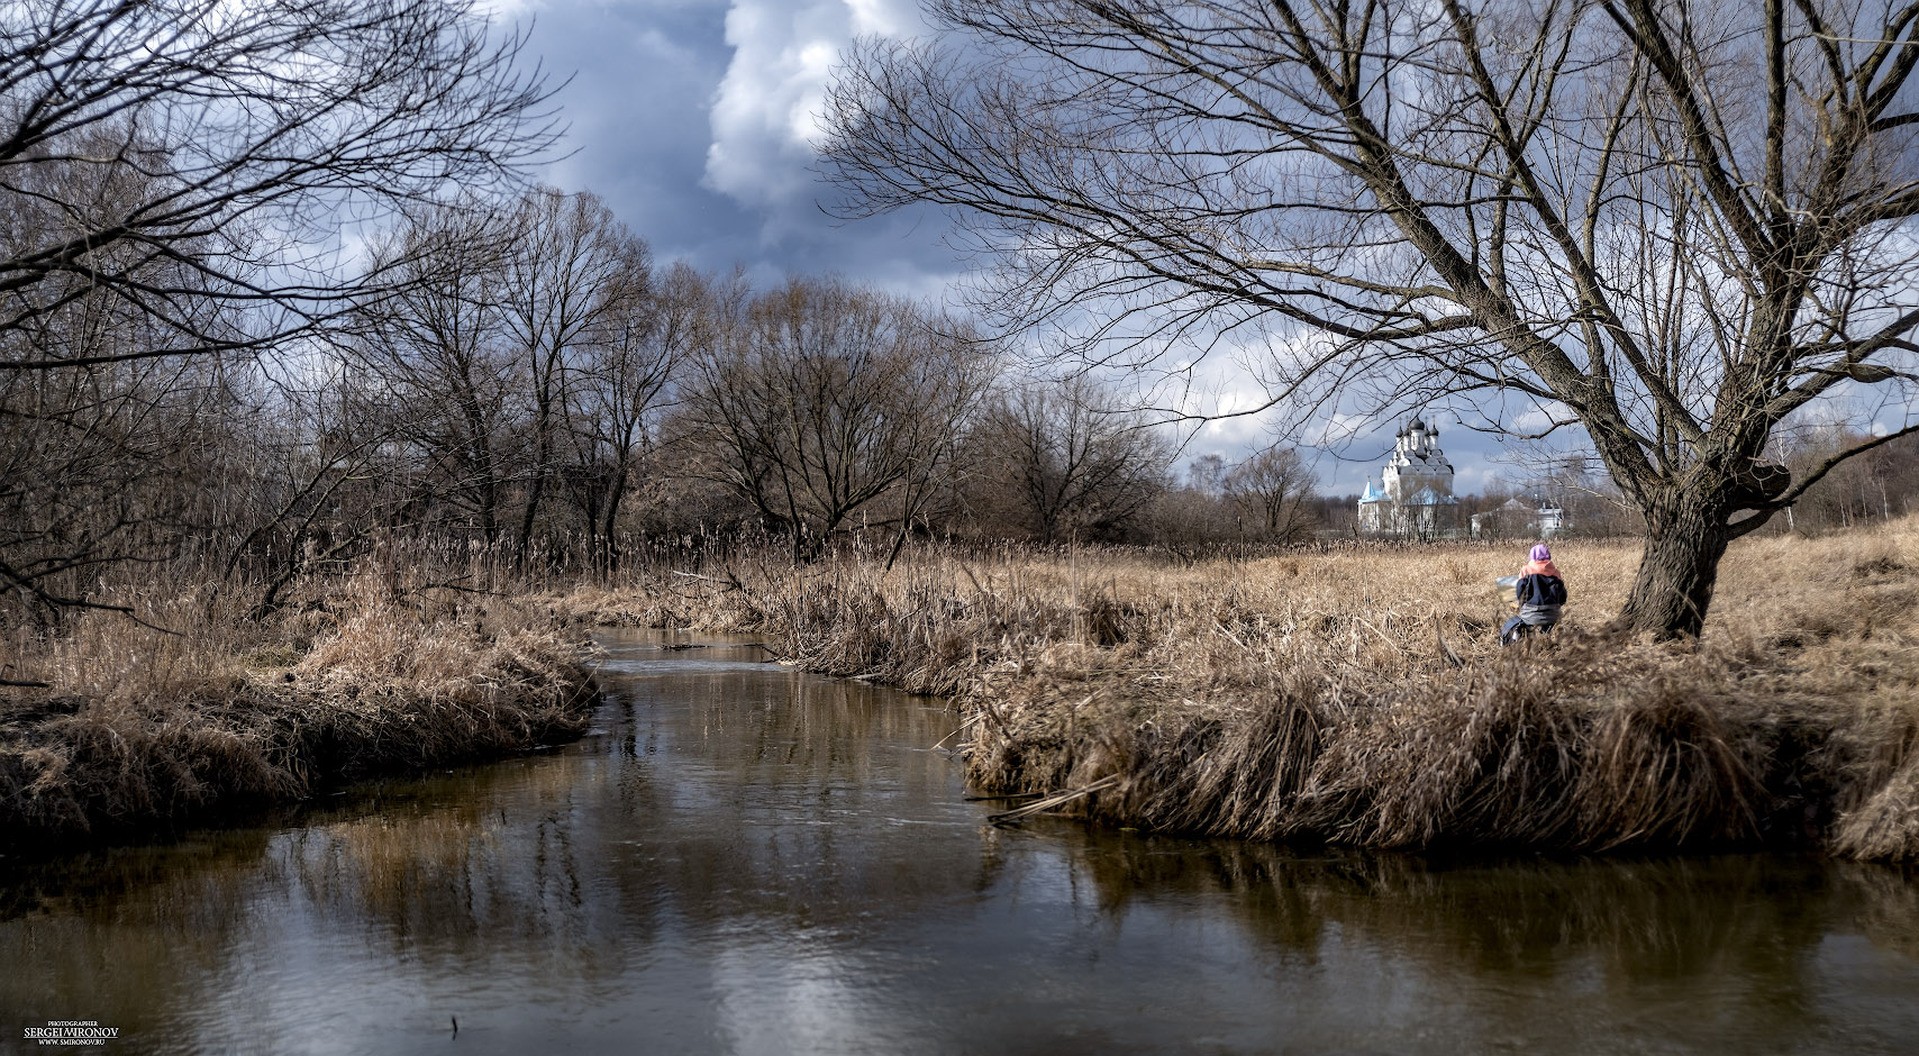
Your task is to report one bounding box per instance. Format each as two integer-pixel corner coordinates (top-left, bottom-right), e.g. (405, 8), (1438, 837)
(1500, 543), (1567, 646)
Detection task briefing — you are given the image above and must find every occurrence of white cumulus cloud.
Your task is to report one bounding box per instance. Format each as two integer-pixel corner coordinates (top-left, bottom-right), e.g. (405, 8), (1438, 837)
(704, 0), (924, 210)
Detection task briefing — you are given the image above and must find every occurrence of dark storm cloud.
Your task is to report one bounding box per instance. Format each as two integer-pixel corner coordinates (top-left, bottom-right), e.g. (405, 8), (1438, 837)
(508, 0), (966, 294)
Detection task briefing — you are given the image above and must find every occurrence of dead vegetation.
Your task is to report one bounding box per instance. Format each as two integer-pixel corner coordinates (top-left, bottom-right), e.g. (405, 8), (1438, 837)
(569, 521), (1919, 862)
(0, 565), (596, 848)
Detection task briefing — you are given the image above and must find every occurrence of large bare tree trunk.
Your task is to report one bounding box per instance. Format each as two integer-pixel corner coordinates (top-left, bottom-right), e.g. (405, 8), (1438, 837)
(1616, 489), (1733, 640)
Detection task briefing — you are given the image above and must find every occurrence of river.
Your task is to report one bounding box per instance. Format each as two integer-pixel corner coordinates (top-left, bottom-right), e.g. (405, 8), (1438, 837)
(2, 633), (1916, 1054)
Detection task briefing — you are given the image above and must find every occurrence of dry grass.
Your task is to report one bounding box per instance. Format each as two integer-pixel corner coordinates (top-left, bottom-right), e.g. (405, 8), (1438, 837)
(0, 565), (597, 848)
(571, 521), (1919, 862)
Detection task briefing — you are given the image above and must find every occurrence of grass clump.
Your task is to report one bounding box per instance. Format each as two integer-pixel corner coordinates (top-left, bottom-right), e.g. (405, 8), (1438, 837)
(0, 567), (596, 849)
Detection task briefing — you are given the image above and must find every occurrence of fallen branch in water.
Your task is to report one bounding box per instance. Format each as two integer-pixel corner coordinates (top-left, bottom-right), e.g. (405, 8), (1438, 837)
(964, 790), (1047, 802)
(988, 774), (1123, 826)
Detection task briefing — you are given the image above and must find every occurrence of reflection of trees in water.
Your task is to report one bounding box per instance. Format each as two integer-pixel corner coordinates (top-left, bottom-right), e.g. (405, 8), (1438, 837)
(0, 828), (290, 1046)
(595, 667), (981, 925)
(1062, 831), (1919, 1019)
(263, 663), (977, 951)
(290, 809), (528, 945)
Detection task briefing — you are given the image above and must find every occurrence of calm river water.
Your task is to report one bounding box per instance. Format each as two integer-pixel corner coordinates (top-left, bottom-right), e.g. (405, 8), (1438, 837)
(3, 634), (1917, 1055)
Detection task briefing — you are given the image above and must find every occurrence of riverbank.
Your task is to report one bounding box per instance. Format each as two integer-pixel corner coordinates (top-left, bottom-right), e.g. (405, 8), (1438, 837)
(11, 630), (1913, 1055)
(564, 522), (1919, 862)
(1, 571), (597, 849)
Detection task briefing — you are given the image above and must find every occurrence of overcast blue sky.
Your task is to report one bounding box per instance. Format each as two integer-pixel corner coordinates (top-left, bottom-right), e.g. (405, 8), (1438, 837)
(497, 0), (1542, 497)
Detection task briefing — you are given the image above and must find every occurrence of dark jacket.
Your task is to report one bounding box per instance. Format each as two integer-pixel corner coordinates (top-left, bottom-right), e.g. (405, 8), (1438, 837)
(1514, 573), (1567, 625)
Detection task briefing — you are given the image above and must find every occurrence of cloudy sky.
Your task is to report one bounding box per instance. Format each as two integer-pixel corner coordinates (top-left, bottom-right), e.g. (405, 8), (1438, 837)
(498, 0), (1529, 495)
(508, 0), (947, 288)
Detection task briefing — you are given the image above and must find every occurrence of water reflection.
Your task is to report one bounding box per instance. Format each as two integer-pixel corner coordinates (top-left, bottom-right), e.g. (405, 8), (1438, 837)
(1044, 832), (1919, 1052)
(1, 634), (1915, 1055)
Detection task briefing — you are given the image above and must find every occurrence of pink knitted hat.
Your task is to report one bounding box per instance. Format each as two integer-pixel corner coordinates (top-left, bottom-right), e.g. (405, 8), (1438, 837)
(1529, 543), (1552, 562)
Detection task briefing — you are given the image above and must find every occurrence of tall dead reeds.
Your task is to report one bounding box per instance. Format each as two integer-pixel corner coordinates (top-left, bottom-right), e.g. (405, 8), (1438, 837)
(0, 563), (597, 849)
(958, 637), (1818, 856)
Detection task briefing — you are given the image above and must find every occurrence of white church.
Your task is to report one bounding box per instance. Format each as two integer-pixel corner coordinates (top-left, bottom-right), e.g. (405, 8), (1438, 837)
(1357, 416), (1462, 538)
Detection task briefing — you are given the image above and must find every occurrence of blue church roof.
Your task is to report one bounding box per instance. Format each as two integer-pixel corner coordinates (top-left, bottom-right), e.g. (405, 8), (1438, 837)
(1406, 486), (1459, 506)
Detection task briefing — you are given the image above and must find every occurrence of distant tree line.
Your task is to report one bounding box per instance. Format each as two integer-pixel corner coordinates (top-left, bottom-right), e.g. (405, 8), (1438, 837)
(1770, 426), (1919, 536)
(316, 192), (1328, 571)
(4, 165), (1329, 625)
(0, 0), (1327, 627)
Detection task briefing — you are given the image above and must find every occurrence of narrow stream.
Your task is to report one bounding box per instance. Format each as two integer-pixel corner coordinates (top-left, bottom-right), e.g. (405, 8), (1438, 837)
(3, 633), (1916, 1055)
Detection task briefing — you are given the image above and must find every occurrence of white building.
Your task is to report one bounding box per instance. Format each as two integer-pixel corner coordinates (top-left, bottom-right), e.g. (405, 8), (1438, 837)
(1470, 497), (1566, 539)
(1357, 416), (1460, 538)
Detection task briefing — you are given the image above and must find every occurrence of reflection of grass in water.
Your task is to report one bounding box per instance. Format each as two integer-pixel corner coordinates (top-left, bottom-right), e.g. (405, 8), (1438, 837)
(582, 520), (1919, 860)
(1065, 832), (1916, 1004)
(1851, 862), (1919, 959)
(293, 811), (501, 922)
(0, 792), (624, 1036)
(0, 825), (283, 926)
(0, 826), (289, 1045)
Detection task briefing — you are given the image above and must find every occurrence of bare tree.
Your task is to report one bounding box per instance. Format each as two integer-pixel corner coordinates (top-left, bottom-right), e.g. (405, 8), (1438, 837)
(965, 376), (1173, 544)
(349, 203), (520, 546)
(679, 276), (988, 559)
(496, 189), (653, 563)
(1187, 454), (1229, 495)
(563, 262), (706, 574)
(1225, 447), (1319, 543)
(824, 0), (1919, 636)
(202, 368), (408, 617)
(0, 350), (228, 620)
(0, 0), (557, 616)
(0, 0), (557, 371)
